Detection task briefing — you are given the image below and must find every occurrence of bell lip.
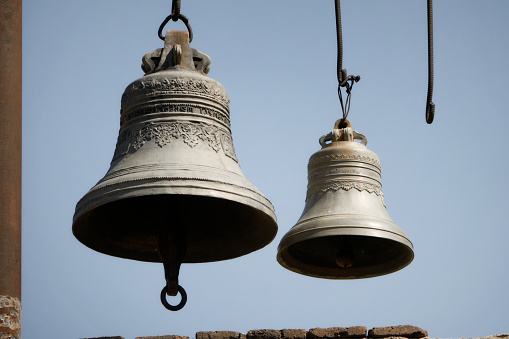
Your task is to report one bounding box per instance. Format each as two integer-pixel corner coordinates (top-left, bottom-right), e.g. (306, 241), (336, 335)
(74, 177), (277, 224)
(276, 243), (414, 280)
(278, 214), (413, 251)
(276, 220), (414, 279)
(73, 177), (279, 218)
(73, 178), (278, 264)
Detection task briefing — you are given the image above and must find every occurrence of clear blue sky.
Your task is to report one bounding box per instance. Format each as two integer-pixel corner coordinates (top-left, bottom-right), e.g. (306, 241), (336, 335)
(22, 1), (509, 338)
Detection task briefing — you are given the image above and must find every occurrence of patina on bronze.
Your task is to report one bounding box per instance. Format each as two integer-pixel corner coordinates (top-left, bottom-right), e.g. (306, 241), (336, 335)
(73, 31), (277, 310)
(277, 119), (413, 279)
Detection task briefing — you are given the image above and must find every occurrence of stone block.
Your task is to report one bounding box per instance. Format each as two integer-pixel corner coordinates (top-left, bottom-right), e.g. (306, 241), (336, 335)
(136, 335), (190, 339)
(247, 329), (282, 339)
(308, 327), (345, 339)
(308, 327), (366, 339)
(452, 334), (509, 339)
(368, 326), (427, 338)
(281, 329), (307, 339)
(197, 331), (246, 339)
(345, 327), (368, 338)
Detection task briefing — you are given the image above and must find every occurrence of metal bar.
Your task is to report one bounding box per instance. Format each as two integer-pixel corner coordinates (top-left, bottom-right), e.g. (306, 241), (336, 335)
(0, 0), (22, 337)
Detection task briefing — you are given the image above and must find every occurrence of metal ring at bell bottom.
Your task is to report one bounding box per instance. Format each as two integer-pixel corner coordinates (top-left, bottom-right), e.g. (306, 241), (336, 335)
(160, 285), (187, 311)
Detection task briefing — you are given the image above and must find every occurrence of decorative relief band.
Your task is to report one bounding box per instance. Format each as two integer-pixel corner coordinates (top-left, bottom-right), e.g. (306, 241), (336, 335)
(0, 295), (21, 337)
(121, 102), (230, 127)
(309, 153), (381, 171)
(113, 120), (238, 163)
(306, 180), (385, 207)
(308, 167), (366, 180)
(121, 77), (230, 108)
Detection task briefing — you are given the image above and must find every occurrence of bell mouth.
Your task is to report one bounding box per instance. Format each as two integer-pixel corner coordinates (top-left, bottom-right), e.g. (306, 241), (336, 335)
(277, 234), (414, 279)
(73, 194), (277, 264)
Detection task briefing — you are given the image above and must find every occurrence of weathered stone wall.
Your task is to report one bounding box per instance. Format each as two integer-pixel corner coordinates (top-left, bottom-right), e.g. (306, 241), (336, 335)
(81, 325), (509, 339)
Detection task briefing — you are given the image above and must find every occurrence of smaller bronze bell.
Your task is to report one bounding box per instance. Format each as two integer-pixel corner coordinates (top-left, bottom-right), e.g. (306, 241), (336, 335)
(277, 119), (413, 279)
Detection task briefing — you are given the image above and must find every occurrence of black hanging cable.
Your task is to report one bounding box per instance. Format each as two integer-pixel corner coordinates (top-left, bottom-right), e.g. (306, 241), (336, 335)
(335, 0), (360, 127)
(425, 0), (435, 124)
(335, 0), (344, 86)
(158, 0), (193, 42)
(171, 0), (181, 20)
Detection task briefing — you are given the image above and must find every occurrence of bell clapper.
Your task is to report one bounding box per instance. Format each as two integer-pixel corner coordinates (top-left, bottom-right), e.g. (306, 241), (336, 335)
(158, 223), (188, 311)
(335, 249), (355, 269)
(335, 236), (355, 269)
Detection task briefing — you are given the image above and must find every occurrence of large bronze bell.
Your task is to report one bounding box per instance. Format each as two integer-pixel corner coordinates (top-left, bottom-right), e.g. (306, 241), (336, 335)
(277, 119), (413, 279)
(73, 31), (277, 309)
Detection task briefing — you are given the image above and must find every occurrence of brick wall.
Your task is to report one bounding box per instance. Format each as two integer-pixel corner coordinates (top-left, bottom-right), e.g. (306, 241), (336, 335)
(81, 325), (509, 339)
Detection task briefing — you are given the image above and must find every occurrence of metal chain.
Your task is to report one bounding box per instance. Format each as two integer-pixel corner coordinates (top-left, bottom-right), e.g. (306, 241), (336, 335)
(426, 0), (435, 124)
(158, 0), (193, 42)
(335, 0), (360, 126)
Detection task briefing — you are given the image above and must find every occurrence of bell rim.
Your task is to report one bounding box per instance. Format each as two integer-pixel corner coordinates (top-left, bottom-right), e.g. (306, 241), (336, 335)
(279, 212), (413, 249)
(277, 218), (414, 279)
(277, 232), (414, 280)
(74, 176), (276, 223)
(277, 245), (414, 280)
(73, 177), (278, 263)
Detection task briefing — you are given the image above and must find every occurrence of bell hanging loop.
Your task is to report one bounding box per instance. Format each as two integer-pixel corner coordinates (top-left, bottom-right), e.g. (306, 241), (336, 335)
(158, 0), (193, 41)
(73, 30), (277, 311)
(277, 119), (413, 279)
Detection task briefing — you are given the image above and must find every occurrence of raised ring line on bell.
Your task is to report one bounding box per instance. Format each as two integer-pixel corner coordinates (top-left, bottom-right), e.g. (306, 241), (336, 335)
(121, 98), (230, 122)
(309, 153), (381, 170)
(122, 91), (230, 108)
(87, 176), (273, 208)
(121, 108), (231, 129)
(99, 163), (246, 182)
(286, 223), (412, 244)
(124, 89), (230, 110)
(75, 185), (276, 221)
(94, 175), (265, 195)
(120, 115), (232, 133)
(309, 174), (382, 185)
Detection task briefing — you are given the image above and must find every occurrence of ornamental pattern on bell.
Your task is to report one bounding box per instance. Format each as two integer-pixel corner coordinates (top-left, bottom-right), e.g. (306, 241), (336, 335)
(309, 153), (381, 171)
(112, 120), (238, 163)
(307, 180), (386, 207)
(121, 77), (230, 108)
